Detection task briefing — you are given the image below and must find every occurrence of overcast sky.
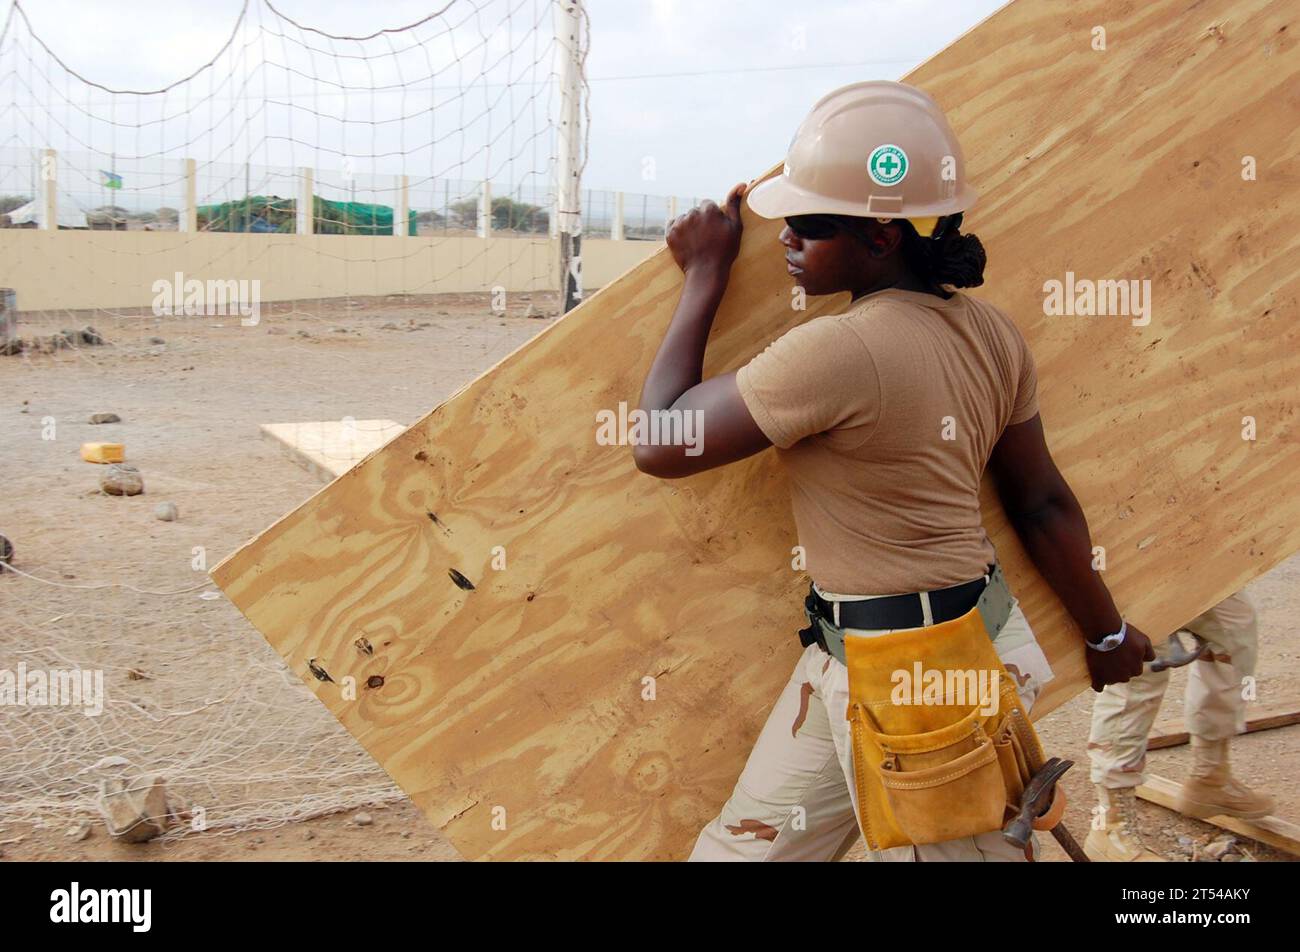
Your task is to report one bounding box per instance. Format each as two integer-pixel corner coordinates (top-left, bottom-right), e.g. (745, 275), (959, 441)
(3, 0), (1009, 205)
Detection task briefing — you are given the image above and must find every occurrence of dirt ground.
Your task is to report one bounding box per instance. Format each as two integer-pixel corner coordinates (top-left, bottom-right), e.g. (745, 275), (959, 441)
(1, 293), (1295, 862)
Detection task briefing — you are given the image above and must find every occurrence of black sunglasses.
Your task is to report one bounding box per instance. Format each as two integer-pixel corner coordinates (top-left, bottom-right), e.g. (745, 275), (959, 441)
(784, 214), (866, 241)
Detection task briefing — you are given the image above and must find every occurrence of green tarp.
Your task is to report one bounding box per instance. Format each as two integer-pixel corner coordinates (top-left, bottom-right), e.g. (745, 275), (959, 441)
(196, 196), (417, 235)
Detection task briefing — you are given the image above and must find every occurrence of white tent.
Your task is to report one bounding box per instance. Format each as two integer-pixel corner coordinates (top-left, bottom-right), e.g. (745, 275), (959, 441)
(4, 199), (88, 229)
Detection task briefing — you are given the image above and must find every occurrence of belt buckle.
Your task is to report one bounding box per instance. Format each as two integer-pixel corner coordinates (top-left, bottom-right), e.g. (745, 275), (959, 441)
(800, 592), (831, 654)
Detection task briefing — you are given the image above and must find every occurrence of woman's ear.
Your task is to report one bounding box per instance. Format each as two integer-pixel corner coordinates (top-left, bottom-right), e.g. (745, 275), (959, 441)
(862, 220), (903, 258)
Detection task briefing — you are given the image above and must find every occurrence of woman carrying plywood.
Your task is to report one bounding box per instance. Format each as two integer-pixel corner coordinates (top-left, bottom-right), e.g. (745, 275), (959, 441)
(635, 81), (1155, 861)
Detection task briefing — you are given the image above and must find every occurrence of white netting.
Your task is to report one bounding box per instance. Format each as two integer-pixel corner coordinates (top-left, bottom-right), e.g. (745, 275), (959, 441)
(0, 0), (676, 841)
(0, 563), (407, 838)
(0, 0), (569, 292)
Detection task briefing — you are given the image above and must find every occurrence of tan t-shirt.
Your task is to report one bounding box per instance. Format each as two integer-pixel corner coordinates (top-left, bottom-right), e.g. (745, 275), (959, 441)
(736, 287), (1039, 595)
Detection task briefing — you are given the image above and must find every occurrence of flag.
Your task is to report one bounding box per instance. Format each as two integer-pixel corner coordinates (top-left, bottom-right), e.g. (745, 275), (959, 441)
(99, 170), (122, 189)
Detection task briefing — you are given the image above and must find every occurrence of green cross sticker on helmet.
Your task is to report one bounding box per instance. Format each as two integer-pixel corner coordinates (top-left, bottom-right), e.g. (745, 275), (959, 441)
(868, 144), (908, 186)
(745, 81), (978, 224)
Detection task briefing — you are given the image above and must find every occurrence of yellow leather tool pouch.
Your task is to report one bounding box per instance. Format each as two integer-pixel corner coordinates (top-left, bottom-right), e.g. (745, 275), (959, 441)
(844, 603), (1045, 850)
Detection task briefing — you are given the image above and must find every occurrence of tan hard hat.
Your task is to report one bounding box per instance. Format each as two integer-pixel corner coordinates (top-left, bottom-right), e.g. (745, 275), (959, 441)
(747, 80), (977, 237)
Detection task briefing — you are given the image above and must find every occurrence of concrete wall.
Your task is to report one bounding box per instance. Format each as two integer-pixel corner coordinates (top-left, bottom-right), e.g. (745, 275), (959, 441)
(0, 231), (661, 311)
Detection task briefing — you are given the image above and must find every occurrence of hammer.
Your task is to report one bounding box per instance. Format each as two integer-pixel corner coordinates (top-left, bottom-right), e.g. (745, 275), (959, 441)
(1148, 629), (1208, 673)
(1002, 756), (1089, 862)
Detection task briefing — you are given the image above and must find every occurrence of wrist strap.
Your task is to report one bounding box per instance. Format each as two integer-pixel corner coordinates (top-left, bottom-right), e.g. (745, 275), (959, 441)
(1086, 620), (1127, 653)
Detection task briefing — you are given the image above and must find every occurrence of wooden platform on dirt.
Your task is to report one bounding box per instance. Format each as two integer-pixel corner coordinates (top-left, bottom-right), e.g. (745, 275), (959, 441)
(259, 420), (405, 480)
(213, 0), (1300, 860)
(1138, 775), (1300, 856)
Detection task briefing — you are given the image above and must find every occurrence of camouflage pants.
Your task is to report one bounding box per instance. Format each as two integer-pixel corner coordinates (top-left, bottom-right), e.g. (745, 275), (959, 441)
(688, 587), (1056, 862)
(1088, 592), (1257, 789)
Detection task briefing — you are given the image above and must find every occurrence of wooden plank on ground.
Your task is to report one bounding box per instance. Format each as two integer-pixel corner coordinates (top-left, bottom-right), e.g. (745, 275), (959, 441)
(259, 420), (405, 480)
(212, 0), (1300, 860)
(1148, 701), (1300, 751)
(1138, 775), (1300, 856)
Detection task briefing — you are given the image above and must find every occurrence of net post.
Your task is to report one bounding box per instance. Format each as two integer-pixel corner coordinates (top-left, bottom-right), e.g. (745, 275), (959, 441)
(554, 0), (583, 313)
(297, 167), (313, 236)
(39, 148), (56, 230)
(0, 288), (16, 344)
(181, 158), (197, 233)
(478, 179), (492, 238)
(395, 174), (410, 237)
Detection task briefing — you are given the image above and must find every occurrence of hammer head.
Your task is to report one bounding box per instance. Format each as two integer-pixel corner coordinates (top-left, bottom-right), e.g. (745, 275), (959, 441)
(1148, 630), (1208, 672)
(1002, 757), (1072, 849)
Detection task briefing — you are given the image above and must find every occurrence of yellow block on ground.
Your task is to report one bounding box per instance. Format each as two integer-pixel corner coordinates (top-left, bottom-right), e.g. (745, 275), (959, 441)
(80, 442), (124, 463)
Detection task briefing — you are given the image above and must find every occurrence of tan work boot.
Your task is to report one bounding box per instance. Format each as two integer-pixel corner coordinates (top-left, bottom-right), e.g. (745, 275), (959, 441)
(1084, 785), (1166, 862)
(1175, 737), (1275, 820)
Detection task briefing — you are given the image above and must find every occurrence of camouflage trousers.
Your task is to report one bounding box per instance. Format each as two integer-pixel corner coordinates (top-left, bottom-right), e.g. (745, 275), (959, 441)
(1088, 592), (1257, 789)
(688, 585), (1056, 862)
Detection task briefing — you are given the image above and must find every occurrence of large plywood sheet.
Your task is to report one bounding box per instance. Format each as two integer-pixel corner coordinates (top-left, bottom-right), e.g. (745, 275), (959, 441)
(212, 0), (1300, 860)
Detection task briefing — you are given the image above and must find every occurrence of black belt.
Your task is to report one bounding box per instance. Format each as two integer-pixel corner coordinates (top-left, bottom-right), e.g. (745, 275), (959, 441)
(802, 568), (992, 635)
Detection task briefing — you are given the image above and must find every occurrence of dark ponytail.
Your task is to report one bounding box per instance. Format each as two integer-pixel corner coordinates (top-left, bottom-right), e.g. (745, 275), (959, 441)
(899, 213), (987, 289)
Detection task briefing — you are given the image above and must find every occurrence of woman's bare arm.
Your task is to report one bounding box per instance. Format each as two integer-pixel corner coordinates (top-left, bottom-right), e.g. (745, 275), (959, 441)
(988, 413), (1155, 690)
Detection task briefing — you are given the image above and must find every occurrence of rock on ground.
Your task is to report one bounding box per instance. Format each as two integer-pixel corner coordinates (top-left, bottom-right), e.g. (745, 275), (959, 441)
(65, 821), (93, 841)
(97, 774), (174, 843)
(1203, 835), (1238, 861)
(100, 463), (144, 496)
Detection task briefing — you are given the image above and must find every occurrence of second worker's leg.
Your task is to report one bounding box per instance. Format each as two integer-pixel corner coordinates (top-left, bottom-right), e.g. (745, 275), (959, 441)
(1177, 592), (1275, 820)
(1085, 662), (1171, 861)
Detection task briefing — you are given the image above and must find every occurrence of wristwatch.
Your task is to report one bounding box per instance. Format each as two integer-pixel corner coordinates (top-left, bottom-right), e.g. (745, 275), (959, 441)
(1086, 620), (1127, 653)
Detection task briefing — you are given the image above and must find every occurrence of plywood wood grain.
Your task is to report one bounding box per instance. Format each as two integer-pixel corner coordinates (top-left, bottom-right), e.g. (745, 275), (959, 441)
(212, 0), (1300, 860)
